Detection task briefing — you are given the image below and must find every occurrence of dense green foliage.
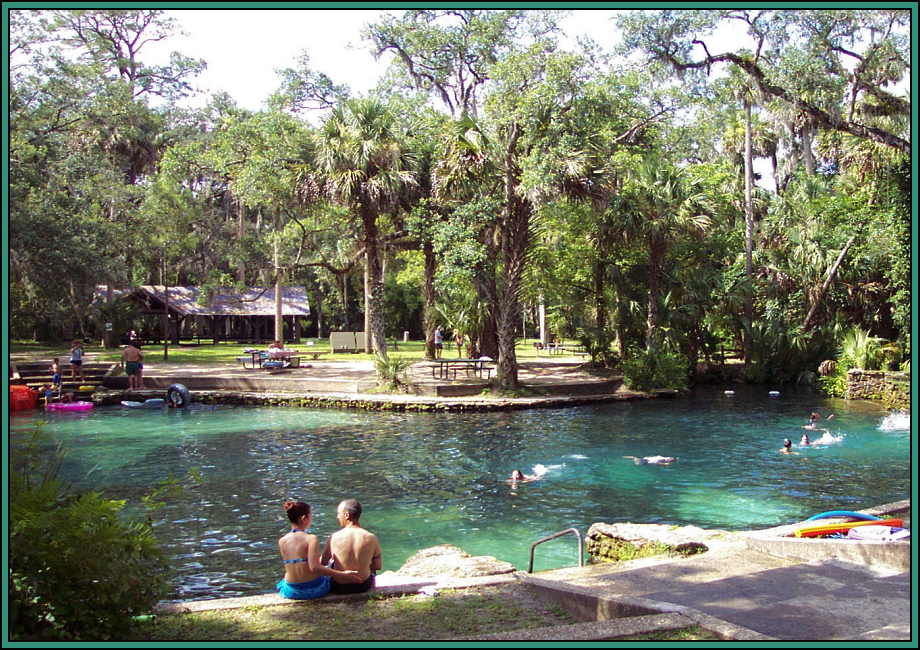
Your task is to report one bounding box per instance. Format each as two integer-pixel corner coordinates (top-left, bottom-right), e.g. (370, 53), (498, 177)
(9, 8), (911, 387)
(621, 346), (690, 392)
(10, 429), (170, 640)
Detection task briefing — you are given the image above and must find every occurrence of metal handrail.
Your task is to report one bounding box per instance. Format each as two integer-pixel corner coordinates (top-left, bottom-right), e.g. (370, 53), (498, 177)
(528, 527), (583, 573)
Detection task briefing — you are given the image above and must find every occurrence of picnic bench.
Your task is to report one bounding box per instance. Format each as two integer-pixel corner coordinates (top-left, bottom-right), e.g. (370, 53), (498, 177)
(237, 351), (303, 369)
(430, 358), (494, 381)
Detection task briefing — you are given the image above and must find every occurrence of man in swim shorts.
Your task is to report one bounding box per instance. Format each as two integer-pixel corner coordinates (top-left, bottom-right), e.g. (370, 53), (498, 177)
(122, 341), (143, 390)
(321, 499), (382, 594)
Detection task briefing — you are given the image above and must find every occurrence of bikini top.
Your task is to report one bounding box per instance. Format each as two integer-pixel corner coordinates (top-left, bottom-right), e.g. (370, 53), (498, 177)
(283, 528), (309, 565)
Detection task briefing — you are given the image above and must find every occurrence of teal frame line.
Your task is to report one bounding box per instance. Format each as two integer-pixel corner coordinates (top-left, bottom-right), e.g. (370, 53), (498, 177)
(3, 1), (916, 648)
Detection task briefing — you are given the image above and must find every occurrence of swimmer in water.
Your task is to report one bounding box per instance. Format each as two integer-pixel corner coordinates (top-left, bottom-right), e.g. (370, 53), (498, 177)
(800, 432), (812, 446)
(623, 455), (677, 465)
(804, 412), (820, 429)
(508, 469), (541, 485)
(779, 439), (797, 454)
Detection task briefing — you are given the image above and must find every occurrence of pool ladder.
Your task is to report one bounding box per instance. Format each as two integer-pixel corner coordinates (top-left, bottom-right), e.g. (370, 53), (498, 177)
(528, 527), (584, 573)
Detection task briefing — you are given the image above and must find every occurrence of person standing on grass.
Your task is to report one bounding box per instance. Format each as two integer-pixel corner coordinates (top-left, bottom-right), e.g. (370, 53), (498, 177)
(434, 327), (444, 359)
(321, 499), (382, 594)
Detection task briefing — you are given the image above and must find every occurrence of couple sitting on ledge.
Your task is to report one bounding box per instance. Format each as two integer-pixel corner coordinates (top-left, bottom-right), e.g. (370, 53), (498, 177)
(277, 498), (382, 600)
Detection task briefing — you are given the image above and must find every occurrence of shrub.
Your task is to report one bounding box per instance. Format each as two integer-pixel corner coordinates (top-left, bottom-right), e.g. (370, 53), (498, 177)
(622, 346), (689, 391)
(578, 326), (619, 368)
(11, 429), (170, 640)
(374, 355), (413, 392)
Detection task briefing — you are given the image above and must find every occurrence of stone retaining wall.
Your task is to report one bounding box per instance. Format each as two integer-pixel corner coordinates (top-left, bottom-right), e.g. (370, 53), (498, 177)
(846, 369), (910, 410)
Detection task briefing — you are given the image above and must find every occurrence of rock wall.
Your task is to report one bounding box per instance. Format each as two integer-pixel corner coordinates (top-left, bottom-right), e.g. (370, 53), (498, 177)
(846, 370), (910, 410)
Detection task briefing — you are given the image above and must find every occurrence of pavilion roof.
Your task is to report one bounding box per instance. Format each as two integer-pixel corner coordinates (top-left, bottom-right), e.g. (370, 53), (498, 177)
(93, 285), (310, 317)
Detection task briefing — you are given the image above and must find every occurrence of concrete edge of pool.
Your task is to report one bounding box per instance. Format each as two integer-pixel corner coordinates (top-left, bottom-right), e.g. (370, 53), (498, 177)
(152, 500), (910, 641)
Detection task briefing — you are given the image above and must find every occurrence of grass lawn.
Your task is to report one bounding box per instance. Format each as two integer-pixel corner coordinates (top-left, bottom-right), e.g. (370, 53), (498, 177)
(127, 583), (575, 641)
(10, 337), (563, 365)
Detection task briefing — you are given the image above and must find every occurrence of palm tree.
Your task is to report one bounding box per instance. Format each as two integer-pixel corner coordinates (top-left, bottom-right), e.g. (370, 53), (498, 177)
(316, 98), (416, 366)
(617, 156), (710, 350)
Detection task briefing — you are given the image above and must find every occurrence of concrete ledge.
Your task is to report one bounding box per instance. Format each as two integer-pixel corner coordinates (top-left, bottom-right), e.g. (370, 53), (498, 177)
(155, 573), (517, 615)
(517, 574), (771, 641)
(743, 500), (911, 575)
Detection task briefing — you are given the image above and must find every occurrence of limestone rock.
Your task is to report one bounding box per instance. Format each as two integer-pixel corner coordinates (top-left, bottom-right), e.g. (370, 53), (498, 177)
(586, 522), (731, 562)
(396, 544), (516, 578)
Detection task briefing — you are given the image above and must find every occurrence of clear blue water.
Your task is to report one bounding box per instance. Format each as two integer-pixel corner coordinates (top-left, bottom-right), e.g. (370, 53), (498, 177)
(11, 386), (910, 602)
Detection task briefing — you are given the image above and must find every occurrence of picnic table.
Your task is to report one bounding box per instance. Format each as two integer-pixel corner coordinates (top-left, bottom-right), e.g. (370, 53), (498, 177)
(236, 350), (304, 369)
(430, 358), (494, 380)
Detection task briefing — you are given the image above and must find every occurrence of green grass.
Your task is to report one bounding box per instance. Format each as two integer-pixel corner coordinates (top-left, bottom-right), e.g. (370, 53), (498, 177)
(126, 583), (575, 641)
(11, 338), (560, 365)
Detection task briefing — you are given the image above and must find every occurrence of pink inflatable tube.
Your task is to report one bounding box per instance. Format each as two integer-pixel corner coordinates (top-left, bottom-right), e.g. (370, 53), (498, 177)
(46, 401), (94, 411)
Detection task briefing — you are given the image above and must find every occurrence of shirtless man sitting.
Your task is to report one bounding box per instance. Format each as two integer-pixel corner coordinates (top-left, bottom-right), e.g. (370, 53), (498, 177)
(321, 499), (382, 594)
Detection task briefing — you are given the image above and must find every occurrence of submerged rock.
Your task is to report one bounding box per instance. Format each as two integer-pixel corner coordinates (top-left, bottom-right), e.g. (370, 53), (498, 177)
(396, 544), (516, 578)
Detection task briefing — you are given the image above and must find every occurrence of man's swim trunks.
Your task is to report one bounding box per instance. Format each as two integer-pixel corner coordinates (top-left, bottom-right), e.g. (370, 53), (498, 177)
(276, 576), (330, 600)
(329, 573), (375, 594)
(125, 361), (140, 375)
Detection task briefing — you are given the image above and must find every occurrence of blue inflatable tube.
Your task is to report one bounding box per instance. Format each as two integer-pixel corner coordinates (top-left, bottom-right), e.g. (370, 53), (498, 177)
(806, 510), (881, 522)
(166, 383), (191, 408)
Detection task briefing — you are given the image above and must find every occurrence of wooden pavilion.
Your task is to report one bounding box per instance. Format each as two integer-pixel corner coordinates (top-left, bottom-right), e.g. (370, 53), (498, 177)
(94, 285), (311, 344)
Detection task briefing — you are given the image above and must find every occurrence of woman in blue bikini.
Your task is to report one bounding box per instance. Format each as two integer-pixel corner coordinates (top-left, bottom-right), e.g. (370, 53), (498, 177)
(277, 500), (361, 599)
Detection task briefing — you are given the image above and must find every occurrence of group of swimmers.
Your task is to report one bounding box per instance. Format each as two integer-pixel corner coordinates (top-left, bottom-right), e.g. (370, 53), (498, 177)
(277, 498), (382, 600)
(780, 412), (836, 454)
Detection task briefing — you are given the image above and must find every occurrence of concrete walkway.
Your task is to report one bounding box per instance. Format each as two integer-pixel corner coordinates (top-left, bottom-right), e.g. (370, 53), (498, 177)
(517, 535), (911, 641)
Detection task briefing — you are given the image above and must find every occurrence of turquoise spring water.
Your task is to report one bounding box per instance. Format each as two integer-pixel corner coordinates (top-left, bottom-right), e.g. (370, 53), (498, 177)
(11, 386), (910, 602)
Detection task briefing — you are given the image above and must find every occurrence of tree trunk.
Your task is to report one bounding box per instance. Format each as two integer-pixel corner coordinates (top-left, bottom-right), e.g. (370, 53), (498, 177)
(274, 208), (283, 342)
(363, 256), (370, 352)
(646, 235), (665, 350)
(495, 183), (530, 388)
(362, 204), (388, 364)
(803, 236), (856, 331)
(237, 199), (246, 283)
(538, 293), (547, 347)
(422, 240), (437, 360)
(593, 259), (607, 331)
(742, 98), (755, 367)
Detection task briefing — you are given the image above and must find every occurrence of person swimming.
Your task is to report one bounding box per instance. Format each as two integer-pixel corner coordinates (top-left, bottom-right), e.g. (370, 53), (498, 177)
(623, 455), (677, 465)
(779, 439), (797, 454)
(508, 468), (540, 485)
(800, 432), (812, 446)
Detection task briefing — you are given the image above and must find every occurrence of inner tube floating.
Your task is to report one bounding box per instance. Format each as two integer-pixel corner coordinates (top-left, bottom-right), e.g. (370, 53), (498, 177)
(122, 398), (166, 409)
(768, 390), (780, 397)
(166, 383), (191, 408)
(724, 390), (735, 395)
(46, 401), (94, 411)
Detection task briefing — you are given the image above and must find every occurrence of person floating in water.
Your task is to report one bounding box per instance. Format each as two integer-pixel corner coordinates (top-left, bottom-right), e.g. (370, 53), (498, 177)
(800, 432), (812, 446)
(623, 455), (677, 465)
(508, 469), (540, 485)
(779, 439), (798, 454)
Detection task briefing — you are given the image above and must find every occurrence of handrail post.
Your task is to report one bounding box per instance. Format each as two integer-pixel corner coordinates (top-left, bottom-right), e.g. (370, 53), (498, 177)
(528, 527), (583, 573)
